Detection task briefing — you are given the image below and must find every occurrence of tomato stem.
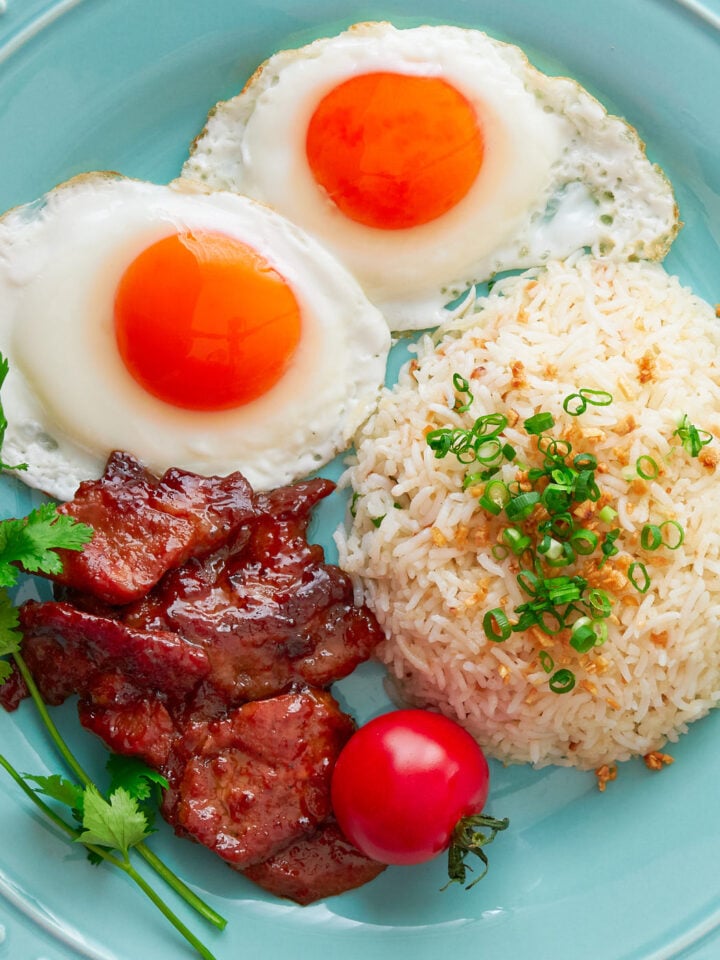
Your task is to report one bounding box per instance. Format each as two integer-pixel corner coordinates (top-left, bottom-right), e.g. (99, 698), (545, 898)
(443, 813), (510, 890)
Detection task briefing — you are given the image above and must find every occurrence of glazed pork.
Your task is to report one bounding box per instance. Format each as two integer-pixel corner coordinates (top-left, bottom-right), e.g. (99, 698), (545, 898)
(1, 454), (386, 901)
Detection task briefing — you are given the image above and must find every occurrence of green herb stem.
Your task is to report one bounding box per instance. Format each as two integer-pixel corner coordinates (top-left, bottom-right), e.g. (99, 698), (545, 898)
(135, 845), (226, 931)
(0, 752), (83, 839)
(12, 651), (227, 932)
(122, 858), (219, 960)
(0, 753), (218, 960)
(13, 651), (90, 786)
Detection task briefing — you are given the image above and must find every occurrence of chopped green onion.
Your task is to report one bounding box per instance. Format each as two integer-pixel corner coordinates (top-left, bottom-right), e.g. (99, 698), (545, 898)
(452, 372), (474, 413)
(462, 473), (482, 491)
(579, 388), (613, 406)
(431, 379), (630, 686)
(538, 436), (573, 459)
(350, 492), (360, 518)
(449, 429), (475, 457)
(478, 496), (502, 517)
(502, 527), (532, 555)
(545, 542), (575, 567)
(640, 523), (662, 551)
(483, 608), (512, 642)
(563, 393), (587, 416)
(546, 578), (583, 605)
(483, 467), (503, 481)
(425, 411), (511, 465)
(426, 428), (454, 458)
(516, 569), (541, 595)
(541, 484), (572, 514)
(570, 617), (597, 653)
(537, 536), (563, 561)
(478, 479), (510, 515)
(475, 438), (505, 465)
(538, 651), (554, 673)
(512, 610), (538, 632)
(527, 467), (547, 483)
(548, 513), (574, 539)
(591, 619), (608, 646)
(659, 520), (684, 549)
(536, 608), (566, 635)
(524, 412), (555, 435)
(550, 464), (576, 488)
(562, 388), (613, 415)
(472, 413), (508, 438)
(573, 453), (597, 470)
(573, 469), (596, 502)
(505, 491), (541, 521)
(628, 561), (651, 593)
(674, 414), (713, 457)
(549, 669), (576, 694)
(586, 588), (612, 618)
(370, 515), (385, 528)
(456, 447), (479, 465)
(636, 455), (659, 480)
(598, 505), (617, 524)
(570, 528), (599, 555)
(599, 529), (621, 566)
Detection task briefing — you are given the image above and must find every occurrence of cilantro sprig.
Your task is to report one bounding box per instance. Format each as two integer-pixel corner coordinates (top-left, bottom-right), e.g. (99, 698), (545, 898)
(0, 754), (220, 959)
(0, 501), (94, 583)
(0, 354), (225, 957)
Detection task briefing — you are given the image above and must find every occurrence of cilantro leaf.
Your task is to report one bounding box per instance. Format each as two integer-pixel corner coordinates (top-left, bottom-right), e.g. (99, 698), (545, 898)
(0, 502), (93, 587)
(76, 785), (152, 855)
(24, 773), (85, 812)
(106, 754), (168, 802)
(0, 589), (21, 680)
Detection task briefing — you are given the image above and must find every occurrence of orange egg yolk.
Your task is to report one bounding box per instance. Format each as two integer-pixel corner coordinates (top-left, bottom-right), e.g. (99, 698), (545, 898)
(114, 231), (302, 411)
(305, 71), (484, 230)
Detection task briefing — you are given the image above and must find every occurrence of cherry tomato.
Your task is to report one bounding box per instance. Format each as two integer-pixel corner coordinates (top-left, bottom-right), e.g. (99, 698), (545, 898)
(331, 709), (492, 867)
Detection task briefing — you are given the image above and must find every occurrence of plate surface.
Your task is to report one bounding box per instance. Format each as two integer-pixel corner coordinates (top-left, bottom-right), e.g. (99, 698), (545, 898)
(0, 1), (719, 959)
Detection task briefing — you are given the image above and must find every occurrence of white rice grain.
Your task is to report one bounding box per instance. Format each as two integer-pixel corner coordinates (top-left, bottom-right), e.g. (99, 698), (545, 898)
(337, 257), (720, 769)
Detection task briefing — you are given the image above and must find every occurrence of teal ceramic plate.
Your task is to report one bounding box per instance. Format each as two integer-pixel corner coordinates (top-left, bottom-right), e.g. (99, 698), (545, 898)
(0, 1), (719, 958)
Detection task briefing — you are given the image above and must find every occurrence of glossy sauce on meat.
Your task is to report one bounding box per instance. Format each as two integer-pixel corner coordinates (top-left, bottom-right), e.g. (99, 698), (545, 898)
(120, 477), (382, 706)
(53, 451), (255, 605)
(164, 688), (355, 866)
(1, 455), (386, 902)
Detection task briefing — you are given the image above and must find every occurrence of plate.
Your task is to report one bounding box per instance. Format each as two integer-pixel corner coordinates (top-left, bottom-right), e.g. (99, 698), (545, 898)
(0, 1), (719, 958)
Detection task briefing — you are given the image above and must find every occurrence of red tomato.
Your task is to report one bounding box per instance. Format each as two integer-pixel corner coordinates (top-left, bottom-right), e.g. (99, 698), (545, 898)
(331, 709), (491, 866)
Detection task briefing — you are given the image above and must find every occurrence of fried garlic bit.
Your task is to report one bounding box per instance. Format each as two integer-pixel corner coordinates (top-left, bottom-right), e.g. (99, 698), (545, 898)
(643, 751), (674, 771)
(595, 764), (618, 792)
(595, 753), (673, 790)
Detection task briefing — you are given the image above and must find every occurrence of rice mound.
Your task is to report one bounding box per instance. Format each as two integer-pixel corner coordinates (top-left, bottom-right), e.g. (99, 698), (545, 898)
(336, 257), (720, 769)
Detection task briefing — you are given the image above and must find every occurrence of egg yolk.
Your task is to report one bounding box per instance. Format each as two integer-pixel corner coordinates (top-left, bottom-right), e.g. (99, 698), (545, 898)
(114, 231), (302, 411)
(305, 71), (484, 230)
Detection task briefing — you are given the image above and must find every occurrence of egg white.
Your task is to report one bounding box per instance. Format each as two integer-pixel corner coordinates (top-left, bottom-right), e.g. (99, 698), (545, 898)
(0, 174), (390, 500)
(182, 21), (679, 331)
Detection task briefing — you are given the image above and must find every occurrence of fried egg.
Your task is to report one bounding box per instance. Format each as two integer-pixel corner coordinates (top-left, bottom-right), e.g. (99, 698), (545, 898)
(182, 21), (679, 331)
(0, 173), (390, 500)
